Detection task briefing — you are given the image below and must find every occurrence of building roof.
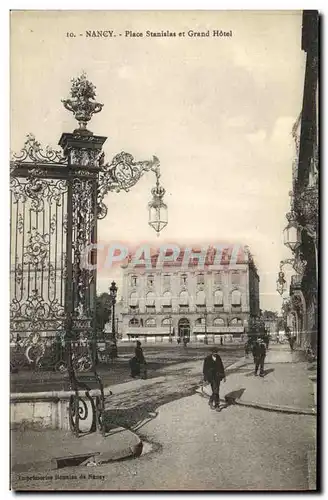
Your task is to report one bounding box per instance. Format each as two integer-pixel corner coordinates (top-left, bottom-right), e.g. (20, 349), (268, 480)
(122, 245), (258, 272)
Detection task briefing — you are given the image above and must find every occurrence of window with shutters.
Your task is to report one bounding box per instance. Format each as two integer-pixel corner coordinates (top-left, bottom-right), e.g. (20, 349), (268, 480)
(213, 317), (225, 326)
(214, 272), (222, 285)
(179, 290), (189, 305)
(231, 272), (240, 285)
(230, 317), (242, 325)
(196, 290), (206, 306)
(146, 292), (156, 312)
(130, 275), (137, 287)
(145, 318), (156, 327)
(214, 290), (224, 307)
(129, 292), (138, 306)
(163, 274), (171, 287)
(197, 273), (205, 285)
(162, 291), (172, 310)
(231, 289), (241, 306)
(162, 317), (172, 327)
(129, 292), (138, 313)
(181, 274), (188, 286)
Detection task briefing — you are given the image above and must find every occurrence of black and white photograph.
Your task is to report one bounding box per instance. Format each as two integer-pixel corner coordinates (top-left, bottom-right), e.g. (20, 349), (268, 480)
(9, 9), (318, 491)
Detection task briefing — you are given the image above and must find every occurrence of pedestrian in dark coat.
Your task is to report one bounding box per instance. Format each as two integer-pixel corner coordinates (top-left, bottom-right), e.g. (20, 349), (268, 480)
(203, 347), (226, 410)
(129, 341), (147, 379)
(252, 338), (266, 377)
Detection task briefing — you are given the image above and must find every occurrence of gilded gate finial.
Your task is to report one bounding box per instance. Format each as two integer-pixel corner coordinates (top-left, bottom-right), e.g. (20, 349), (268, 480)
(62, 72), (104, 134)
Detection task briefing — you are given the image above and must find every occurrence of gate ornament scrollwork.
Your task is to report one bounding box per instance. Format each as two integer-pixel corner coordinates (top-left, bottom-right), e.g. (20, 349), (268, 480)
(10, 290), (65, 340)
(23, 228), (49, 267)
(11, 176), (68, 213)
(10, 133), (67, 166)
(10, 288), (65, 321)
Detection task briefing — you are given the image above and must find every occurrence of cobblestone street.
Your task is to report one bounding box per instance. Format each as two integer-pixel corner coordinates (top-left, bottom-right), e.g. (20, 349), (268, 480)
(10, 344), (243, 393)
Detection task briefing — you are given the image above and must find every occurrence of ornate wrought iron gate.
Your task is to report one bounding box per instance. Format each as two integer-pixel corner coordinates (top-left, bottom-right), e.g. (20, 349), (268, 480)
(10, 73), (166, 436)
(10, 136), (69, 362)
(10, 129), (106, 435)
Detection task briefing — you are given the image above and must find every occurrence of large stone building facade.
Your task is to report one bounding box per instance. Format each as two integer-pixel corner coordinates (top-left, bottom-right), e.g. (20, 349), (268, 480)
(282, 11), (318, 352)
(120, 246), (260, 341)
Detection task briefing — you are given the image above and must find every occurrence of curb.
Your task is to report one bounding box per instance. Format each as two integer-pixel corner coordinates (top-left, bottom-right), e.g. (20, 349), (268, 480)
(233, 399), (317, 416)
(11, 428), (143, 473)
(196, 388), (317, 416)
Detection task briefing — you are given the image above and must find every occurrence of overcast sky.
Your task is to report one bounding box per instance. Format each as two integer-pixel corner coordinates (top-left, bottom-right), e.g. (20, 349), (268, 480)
(11, 10), (306, 312)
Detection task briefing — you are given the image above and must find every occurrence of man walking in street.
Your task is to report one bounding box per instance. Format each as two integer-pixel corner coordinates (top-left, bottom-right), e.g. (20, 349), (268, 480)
(252, 337), (266, 377)
(203, 347), (226, 410)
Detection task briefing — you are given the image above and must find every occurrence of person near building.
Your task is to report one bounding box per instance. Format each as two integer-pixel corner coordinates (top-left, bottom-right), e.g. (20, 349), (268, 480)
(203, 347), (226, 410)
(244, 340), (250, 358)
(288, 334), (297, 351)
(252, 338), (266, 377)
(129, 340), (147, 379)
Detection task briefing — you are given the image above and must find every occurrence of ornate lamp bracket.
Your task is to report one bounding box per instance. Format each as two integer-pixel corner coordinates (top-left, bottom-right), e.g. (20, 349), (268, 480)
(97, 153), (161, 219)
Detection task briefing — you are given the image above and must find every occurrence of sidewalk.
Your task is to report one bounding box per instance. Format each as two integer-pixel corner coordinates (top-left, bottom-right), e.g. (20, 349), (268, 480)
(103, 344), (316, 414)
(197, 344), (317, 415)
(11, 427), (143, 474)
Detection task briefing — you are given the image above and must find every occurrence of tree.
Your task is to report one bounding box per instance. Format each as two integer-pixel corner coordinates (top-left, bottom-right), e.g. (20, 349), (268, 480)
(95, 293), (112, 336)
(261, 310), (278, 320)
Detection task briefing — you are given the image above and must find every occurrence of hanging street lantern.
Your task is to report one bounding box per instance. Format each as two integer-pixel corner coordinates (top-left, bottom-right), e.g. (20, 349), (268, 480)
(283, 211), (302, 252)
(148, 167), (168, 236)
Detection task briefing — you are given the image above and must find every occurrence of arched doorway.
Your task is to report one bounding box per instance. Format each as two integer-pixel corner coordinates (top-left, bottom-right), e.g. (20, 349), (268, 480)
(178, 318), (190, 339)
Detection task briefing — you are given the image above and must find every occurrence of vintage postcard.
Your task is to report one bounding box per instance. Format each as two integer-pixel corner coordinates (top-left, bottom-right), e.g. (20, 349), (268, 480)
(10, 10), (318, 491)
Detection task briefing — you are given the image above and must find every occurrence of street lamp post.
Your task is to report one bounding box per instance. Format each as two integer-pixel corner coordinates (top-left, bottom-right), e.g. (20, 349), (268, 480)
(204, 310), (208, 345)
(169, 316), (172, 343)
(109, 281), (118, 356)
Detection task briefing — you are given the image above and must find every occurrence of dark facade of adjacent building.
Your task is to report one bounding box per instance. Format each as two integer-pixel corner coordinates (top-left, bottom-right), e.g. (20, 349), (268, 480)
(288, 11), (319, 351)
